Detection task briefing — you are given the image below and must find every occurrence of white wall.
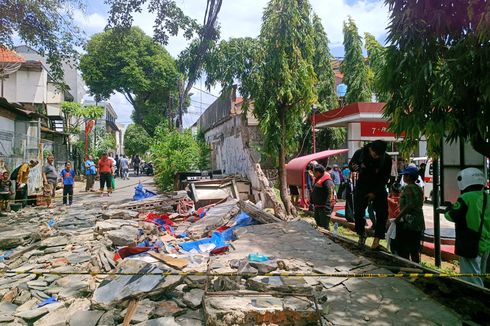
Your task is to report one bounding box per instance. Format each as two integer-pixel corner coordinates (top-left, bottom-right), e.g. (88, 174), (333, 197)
(2, 69), (47, 104)
(204, 115), (260, 193)
(0, 116), (15, 156)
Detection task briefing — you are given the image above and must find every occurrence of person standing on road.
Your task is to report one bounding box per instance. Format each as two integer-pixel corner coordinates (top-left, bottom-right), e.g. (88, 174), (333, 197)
(120, 155), (129, 180)
(42, 155), (58, 208)
(0, 171), (13, 211)
(331, 164), (342, 198)
(445, 168), (490, 287)
(133, 155), (141, 176)
(98, 153), (113, 196)
(14, 160), (39, 208)
(310, 164), (335, 230)
(393, 166), (425, 262)
(84, 155), (97, 192)
(60, 162), (75, 205)
(349, 140), (392, 249)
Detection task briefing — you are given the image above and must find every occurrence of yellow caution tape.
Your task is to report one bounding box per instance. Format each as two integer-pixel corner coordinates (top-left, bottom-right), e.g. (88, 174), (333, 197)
(0, 269), (488, 279)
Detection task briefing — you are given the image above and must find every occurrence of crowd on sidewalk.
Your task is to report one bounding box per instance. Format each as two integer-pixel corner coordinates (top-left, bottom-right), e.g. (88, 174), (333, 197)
(0, 152), (151, 212)
(292, 140), (489, 288)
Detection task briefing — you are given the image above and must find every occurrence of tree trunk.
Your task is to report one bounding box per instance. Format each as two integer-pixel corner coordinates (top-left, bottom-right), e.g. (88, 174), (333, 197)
(278, 107), (296, 218)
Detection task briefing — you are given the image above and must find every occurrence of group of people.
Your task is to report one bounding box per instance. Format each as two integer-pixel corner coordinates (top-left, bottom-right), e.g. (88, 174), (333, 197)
(84, 153), (134, 195)
(302, 140), (489, 287)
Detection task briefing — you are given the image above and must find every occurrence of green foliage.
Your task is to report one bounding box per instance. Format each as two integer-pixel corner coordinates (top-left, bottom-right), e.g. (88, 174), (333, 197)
(252, 0), (317, 157)
(93, 126), (117, 158)
(381, 0), (490, 157)
(312, 14), (338, 111)
(124, 124), (152, 157)
(196, 129), (211, 170)
(80, 27), (179, 136)
(205, 37), (260, 93)
(150, 125), (202, 192)
(0, 0), (84, 84)
(61, 101), (104, 135)
(105, 0), (199, 45)
(364, 33), (389, 102)
(341, 17), (372, 103)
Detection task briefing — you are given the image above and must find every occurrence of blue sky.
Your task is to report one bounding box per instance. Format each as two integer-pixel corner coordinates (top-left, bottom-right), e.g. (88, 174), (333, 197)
(73, 0), (390, 126)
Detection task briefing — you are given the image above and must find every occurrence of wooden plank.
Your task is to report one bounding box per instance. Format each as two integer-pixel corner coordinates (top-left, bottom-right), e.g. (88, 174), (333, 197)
(123, 299), (138, 326)
(238, 200), (283, 224)
(148, 251), (188, 270)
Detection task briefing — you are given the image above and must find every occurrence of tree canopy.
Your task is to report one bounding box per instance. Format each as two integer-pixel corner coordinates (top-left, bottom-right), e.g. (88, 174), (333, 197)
(124, 124), (152, 157)
(364, 32), (388, 102)
(79, 27), (179, 136)
(61, 102), (104, 134)
(312, 14), (338, 111)
(380, 0), (490, 157)
(0, 0), (84, 84)
(341, 17), (371, 103)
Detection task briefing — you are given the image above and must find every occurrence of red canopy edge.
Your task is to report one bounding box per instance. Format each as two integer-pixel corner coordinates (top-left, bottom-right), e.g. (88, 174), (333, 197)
(286, 149), (349, 186)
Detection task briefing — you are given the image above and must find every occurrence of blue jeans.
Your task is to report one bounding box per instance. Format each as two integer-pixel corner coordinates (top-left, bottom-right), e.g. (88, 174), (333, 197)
(460, 250), (490, 287)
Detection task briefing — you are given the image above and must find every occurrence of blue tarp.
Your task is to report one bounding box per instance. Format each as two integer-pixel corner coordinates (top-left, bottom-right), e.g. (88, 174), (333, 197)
(133, 182), (157, 201)
(179, 211), (256, 252)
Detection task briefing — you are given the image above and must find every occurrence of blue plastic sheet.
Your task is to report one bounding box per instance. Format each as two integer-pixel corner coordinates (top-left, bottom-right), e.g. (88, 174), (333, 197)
(179, 212), (256, 252)
(37, 296), (58, 308)
(179, 232), (226, 252)
(133, 182), (157, 201)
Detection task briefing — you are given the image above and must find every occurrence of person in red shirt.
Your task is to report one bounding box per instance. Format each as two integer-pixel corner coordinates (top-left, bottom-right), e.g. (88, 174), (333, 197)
(97, 153), (113, 195)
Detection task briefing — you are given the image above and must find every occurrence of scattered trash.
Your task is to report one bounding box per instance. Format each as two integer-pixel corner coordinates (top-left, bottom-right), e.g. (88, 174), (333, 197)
(37, 296), (58, 308)
(248, 253), (269, 262)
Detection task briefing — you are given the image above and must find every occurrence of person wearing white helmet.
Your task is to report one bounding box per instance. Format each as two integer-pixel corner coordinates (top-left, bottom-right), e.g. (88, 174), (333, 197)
(445, 167), (489, 287)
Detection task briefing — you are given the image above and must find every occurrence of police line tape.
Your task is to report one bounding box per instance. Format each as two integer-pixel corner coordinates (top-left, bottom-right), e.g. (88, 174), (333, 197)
(1, 269), (489, 279)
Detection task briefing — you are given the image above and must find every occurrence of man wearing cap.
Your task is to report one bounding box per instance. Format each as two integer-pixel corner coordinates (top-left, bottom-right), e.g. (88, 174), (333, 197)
(349, 140), (392, 248)
(331, 164), (342, 198)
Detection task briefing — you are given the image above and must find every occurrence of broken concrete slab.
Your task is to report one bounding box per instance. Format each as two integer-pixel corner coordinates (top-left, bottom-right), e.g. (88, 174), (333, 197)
(134, 316), (180, 326)
(92, 260), (165, 308)
(101, 209), (139, 220)
(33, 307), (68, 326)
(120, 299), (155, 324)
(0, 230), (35, 250)
(153, 300), (185, 317)
(186, 199), (239, 238)
(68, 310), (104, 326)
(183, 289), (205, 309)
(203, 294), (318, 326)
(105, 226), (139, 246)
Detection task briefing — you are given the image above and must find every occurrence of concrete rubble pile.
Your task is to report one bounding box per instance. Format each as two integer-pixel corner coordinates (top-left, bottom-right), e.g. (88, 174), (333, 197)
(0, 188), (462, 326)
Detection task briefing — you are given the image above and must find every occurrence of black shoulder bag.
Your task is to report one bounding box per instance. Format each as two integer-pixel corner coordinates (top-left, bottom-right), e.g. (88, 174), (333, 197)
(455, 192), (487, 259)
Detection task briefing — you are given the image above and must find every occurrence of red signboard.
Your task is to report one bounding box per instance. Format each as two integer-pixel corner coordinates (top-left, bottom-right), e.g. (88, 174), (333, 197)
(360, 121), (403, 137)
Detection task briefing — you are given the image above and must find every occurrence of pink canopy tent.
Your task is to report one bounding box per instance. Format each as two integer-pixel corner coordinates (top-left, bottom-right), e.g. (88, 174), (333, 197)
(286, 149), (349, 207)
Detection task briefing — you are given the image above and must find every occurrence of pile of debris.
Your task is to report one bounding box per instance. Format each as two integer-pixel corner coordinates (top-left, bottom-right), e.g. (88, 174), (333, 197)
(0, 188), (461, 325)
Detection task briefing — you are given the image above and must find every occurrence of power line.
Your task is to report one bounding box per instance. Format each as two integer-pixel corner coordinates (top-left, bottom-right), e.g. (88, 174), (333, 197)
(191, 86), (219, 98)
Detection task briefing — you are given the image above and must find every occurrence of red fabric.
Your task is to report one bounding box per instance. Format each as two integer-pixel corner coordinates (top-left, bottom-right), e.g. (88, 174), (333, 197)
(98, 157), (113, 173)
(210, 246), (229, 256)
(145, 213), (174, 226)
(114, 247), (151, 261)
(388, 194), (400, 219)
(315, 173), (332, 185)
(214, 225), (231, 233)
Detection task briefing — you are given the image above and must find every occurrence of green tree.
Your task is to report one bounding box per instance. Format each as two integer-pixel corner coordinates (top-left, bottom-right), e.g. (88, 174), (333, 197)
(381, 0), (490, 157)
(341, 17), (371, 103)
(0, 1), (84, 84)
(61, 102), (104, 134)
(79, 27), (179, 136)
(252, 0), (317, 216)
(364, 32), (388, 102)
(312, 14), (338, 110)
(150, 125), (202, 191)
(93, 126), (117, 158)
(124, 124), (152, 157)
(105, 0), (223, 130)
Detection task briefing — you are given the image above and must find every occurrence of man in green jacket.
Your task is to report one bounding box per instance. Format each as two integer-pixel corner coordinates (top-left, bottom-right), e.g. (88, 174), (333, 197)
(445, 168), (489, 287)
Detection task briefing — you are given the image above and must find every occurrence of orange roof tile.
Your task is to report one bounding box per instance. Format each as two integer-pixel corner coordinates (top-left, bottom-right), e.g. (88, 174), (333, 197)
(0, 47), (25, 63)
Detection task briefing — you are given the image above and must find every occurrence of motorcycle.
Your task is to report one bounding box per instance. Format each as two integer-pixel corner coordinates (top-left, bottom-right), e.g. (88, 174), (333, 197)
(143, 162), (154, 176)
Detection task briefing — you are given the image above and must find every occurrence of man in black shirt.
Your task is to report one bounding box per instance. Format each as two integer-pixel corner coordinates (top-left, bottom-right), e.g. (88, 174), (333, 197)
(349, 140), (392, 248)
(310, 164), (335, 230)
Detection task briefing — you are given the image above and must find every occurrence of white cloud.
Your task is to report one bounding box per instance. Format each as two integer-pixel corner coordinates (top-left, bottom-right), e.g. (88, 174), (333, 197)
(73, 9), (107, 31)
